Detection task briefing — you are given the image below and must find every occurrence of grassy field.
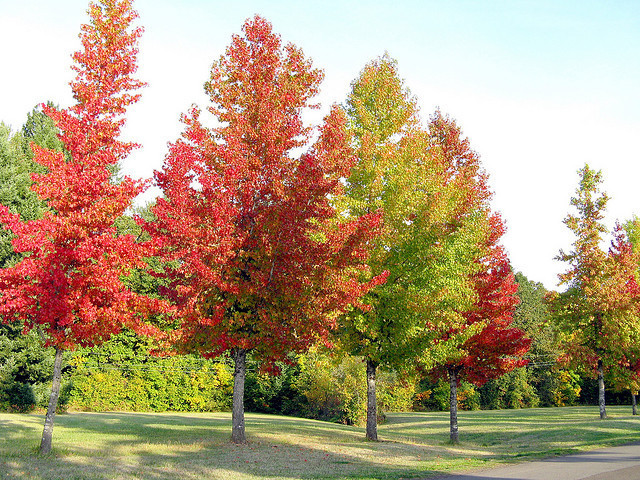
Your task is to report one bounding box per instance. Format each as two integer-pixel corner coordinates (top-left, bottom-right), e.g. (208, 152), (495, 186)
(1, 406), (640, 479)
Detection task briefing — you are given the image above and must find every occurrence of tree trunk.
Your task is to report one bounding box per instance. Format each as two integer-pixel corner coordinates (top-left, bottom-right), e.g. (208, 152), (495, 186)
(449, 367), (459, 443)
(40, 347), (63, 455)
(231, 348), (247, 444)
(366, 358), (378, 441)
(597, 359), (607, 420)
(632, 392), (637, 416)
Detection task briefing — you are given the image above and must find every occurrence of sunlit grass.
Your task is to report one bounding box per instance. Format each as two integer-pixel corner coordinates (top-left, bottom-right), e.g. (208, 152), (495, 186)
(1, 406), (639, 479)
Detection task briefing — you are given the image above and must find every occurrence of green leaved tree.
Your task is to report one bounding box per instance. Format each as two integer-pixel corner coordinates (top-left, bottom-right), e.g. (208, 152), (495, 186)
(339, 55), (488, 441)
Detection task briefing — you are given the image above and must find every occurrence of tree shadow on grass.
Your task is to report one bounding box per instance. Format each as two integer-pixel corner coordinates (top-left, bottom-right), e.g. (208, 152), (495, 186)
(0, 412), (459, 480)
(0, 414), (44, 446)
(3, 409), (640, 480)
(384, 408), (640, 452)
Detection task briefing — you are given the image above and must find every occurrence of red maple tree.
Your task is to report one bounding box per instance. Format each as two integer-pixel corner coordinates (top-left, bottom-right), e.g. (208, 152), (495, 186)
(578, 224), (640, 415)
(427, 110), (491, 220)
(431, 214), (530, 443)
(146, 16), (384, 443)
(612, 221), (640, 414)
(420, 112), (529, 442)
(458, 216), (529, 384)
(0, 0), (158, 454)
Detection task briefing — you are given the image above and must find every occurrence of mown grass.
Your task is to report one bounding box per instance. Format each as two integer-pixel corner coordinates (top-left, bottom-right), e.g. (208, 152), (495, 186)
(1, 406), (639, 479)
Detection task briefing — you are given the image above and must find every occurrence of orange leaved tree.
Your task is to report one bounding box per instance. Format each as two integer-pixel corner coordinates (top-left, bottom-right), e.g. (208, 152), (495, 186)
(549, 165), (640, 419)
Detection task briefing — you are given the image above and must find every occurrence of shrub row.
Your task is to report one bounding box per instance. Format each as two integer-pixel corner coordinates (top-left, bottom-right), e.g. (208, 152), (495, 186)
(1, 343), (624, 420)
(67, 355), (233, 412)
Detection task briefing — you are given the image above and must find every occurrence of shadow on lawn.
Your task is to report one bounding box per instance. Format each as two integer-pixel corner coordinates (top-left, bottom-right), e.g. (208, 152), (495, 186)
(381, 409), (640, 464)
(0, 414), (45, 444)
(3, 409), (640, 480)
(0, 412), (457, 480)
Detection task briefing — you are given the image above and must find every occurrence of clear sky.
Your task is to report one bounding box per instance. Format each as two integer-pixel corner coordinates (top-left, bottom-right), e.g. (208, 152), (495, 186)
(1, 0), (639, 290)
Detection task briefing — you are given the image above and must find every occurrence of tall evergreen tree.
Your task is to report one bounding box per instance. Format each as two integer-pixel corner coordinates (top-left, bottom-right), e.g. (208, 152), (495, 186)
(511, 272), (567, 407)
(21, 103), (66, 161)
(0, 119), (49, 268)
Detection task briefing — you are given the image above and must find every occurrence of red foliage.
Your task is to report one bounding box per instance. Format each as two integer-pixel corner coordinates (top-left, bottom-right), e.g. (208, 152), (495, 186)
(147, 16), (384, 362)
(428, 110), (491, 220)
(0, 0), (160, 349)
(608, 224), (640, 303)
(425, 111), (529, 383)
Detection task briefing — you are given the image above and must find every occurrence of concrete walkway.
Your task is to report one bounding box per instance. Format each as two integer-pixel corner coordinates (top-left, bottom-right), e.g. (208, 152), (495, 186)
(427, 443), (640, 480)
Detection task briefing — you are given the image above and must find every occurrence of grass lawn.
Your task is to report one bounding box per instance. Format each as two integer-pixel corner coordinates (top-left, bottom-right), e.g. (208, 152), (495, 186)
(1, 406), (640, 479)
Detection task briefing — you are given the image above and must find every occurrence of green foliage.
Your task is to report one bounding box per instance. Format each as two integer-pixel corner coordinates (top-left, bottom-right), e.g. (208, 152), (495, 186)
(503, 273), (586, 408)
(512, 272), (567, 406)
(413, 379), (480, 411)
(20, 102), (66, 159)
(624, 216), (640, 260)
(0, 104), (60, 254)
(0, 321), (57, 412)
(536, 367), (582, 407)
(244, 359), (307, 416)
(513, 273), (556, 353)
(65, 331), (233, 412)
(0, 377), (71, 413)
(32, 381), (73, 411)
(0, 375), (35, 412)
(478, 368), (540, 409)
(294, 347), (414, 425)
(550, 369), (582, 407)
(376, 369), (416, 413)
(0, 322), (54, 385)
(0, 121), (47, 268)
(340, 55), (485, 377)
(115, 205), (171, 300)
(294, 347), (366, 425)
(67, 355), (232, 412)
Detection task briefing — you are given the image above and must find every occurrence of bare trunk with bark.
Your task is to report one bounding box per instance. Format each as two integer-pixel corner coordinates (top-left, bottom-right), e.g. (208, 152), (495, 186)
(632, 392), (637, 416)
(449, 367), (459, 443)
(40, 347), (63, 455)
(366, 358), (378, 441)
(597, 359), (607, 420)
(231, 348), (247, 443)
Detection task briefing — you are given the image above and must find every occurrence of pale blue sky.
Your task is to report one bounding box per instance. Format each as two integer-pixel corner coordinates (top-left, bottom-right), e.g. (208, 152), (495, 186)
(1, 0), (639, 289)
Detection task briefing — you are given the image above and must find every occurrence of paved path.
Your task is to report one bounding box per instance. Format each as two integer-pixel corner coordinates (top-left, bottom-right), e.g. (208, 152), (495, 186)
(427, 443), (640, 480)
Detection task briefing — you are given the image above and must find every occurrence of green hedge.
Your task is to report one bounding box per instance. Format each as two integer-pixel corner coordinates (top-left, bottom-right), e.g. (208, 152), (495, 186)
(67, 355), (233, 412)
